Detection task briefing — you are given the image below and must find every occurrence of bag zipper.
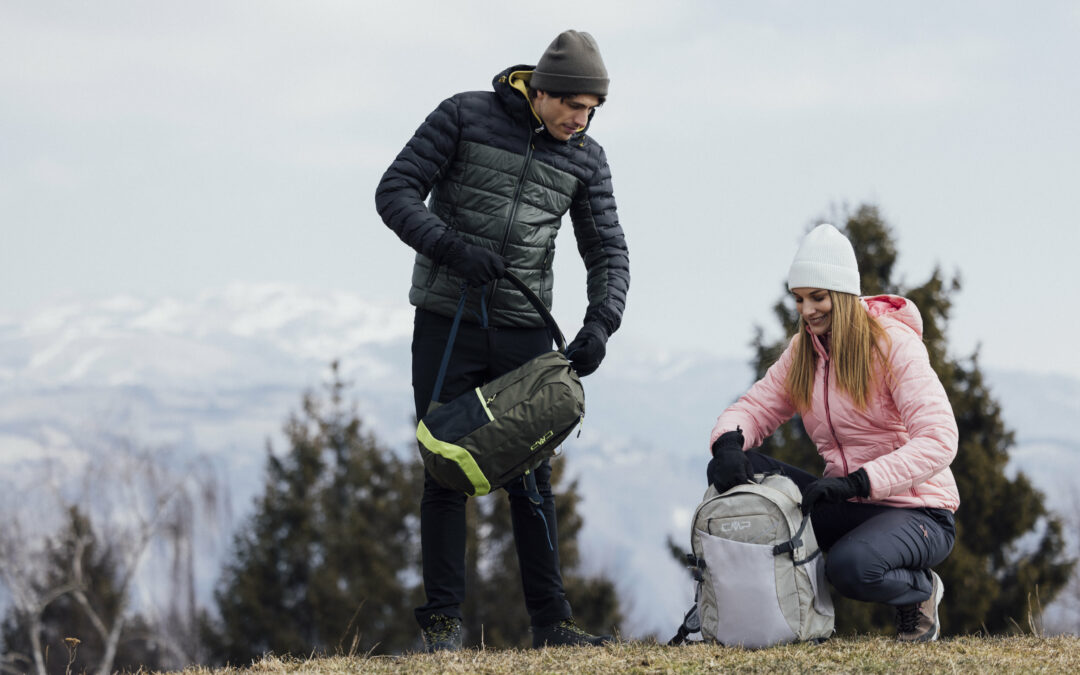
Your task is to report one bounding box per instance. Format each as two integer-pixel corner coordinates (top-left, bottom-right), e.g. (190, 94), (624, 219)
(492, 406), (582, 486)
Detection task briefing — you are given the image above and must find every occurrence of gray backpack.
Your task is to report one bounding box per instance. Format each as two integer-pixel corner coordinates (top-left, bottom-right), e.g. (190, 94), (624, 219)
(670, 473), (835, 648)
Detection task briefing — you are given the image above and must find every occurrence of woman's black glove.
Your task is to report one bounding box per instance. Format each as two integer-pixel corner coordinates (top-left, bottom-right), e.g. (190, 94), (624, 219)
(800, 468), (870, 515)
(565, 322), (608, 377)
(440, 238), (506, 285)
(706, 429), (752, 494)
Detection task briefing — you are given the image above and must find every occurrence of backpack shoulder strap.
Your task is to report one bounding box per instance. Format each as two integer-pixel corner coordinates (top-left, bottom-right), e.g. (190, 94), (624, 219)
(668, 604), (701, 645)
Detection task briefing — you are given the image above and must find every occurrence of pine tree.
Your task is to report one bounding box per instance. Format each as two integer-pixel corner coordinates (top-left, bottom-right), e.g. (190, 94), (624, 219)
(206, 362), (621, 658)
(749, 204), (1074, 635)
(204, 364), (424, 662)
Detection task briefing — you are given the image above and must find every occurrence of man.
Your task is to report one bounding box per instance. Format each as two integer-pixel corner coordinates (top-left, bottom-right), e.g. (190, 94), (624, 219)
(375, 30), (629, 651)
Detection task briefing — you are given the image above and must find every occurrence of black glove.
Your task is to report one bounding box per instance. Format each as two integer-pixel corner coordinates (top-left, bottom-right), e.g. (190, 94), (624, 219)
(706, 429), (752, 494)
(565, 322), (608, 377)
(440, 238), (506, 286)
(800, 468), (870, 515)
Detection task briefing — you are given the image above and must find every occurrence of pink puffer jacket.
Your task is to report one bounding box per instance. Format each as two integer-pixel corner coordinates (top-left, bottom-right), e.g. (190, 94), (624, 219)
(710, 295), (959, 512)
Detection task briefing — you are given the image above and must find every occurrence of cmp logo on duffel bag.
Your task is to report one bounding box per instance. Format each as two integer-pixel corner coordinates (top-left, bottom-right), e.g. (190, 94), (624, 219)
(530, 430), (554, 451)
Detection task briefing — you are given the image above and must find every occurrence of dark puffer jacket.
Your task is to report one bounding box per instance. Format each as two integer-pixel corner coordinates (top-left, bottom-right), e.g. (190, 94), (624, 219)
(375, 64), (630, 335)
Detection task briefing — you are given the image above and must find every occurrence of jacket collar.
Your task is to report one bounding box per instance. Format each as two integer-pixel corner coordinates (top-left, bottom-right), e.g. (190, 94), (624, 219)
(807, 327), (831, 361)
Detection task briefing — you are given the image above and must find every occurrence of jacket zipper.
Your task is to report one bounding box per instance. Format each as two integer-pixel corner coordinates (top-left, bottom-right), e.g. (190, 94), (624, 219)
(822, 359), (851, 476)
(487, 134), (535, 307)
(540, 241), (554, 305)
(825, 357), (914, 500)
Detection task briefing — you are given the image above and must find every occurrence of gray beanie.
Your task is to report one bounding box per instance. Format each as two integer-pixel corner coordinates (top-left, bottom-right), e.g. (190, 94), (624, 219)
(787, 224), (861, 295)
(531, 30), (609, 96)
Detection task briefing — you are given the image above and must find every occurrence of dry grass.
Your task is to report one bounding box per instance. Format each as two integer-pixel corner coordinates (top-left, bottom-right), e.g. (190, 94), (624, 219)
(165, 635), (1080, 674)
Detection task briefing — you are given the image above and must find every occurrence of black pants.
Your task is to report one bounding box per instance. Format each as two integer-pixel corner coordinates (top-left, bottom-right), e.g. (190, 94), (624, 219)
(747, 451), (956, 606)
(411, 308), (571, 628)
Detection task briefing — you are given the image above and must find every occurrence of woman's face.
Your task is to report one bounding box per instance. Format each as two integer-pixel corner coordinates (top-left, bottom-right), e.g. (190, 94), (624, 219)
(791, 287), (833, 336)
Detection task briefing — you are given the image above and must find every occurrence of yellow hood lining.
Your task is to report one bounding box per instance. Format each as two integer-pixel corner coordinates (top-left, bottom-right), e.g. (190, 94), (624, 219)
(509, 70), (543, 125)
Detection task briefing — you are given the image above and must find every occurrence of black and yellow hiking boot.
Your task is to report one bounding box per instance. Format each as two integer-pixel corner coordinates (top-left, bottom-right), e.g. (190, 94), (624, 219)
(421, 614), (463, 653)
(896, 570), (944, 643)
(531, 618), (612, 648)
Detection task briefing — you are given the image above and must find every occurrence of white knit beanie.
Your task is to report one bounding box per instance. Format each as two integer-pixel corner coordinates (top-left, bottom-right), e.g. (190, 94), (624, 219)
(787, 223), (861, 295)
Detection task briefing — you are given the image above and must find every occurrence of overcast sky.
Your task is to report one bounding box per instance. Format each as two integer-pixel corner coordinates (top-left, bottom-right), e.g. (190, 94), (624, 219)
(2, 0), (1078, 378)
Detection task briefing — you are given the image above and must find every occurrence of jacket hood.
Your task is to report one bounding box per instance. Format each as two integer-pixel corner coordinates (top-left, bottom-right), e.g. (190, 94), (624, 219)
(495, 64), (595, 140)
(492, 64), (536, 123)
(863, 294), (923, 337)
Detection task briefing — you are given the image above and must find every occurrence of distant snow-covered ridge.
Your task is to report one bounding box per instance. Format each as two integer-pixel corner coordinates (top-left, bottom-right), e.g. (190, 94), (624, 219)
(0, 282), (414, 388)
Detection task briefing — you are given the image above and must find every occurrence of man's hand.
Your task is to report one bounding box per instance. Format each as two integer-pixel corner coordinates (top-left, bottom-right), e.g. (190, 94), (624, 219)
(800, 469), (870, 515)
(565, 322), (608, 376)
(707, 429), (752, 494)
(441, 239), (506, 285)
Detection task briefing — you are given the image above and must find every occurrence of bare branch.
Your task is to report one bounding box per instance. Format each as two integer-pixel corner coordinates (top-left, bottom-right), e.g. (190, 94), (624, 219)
(0, 434), (229, 674)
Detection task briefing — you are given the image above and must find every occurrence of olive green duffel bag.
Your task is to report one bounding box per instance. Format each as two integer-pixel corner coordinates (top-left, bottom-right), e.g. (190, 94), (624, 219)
(416, 272), (585, 497)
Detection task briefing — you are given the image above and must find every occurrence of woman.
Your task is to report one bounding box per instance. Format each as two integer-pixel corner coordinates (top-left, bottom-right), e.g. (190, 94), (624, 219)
(708, 223), (959, 642)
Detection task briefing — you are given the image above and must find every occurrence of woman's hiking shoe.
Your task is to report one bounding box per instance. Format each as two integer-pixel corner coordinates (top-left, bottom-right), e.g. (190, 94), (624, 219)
(421, 614), (463, 653)
(532, 618), (612, 648)
(896, 571), (944, 642)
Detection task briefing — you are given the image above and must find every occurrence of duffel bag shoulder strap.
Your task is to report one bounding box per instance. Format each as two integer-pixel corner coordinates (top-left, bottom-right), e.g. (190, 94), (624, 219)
(500, 270), (567, 353)
(428, 283), (475, 407)
(429, 272), (567, 406)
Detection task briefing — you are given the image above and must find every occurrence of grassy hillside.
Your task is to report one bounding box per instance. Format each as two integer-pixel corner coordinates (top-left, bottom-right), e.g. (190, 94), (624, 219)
(170, 636), (1080, 674)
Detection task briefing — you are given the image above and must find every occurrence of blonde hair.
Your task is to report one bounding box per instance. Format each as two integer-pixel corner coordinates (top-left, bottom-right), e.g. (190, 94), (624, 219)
(785, 291), (892, 412)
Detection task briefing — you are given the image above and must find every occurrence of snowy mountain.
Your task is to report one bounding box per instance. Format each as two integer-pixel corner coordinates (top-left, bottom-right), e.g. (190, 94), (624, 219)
(0, 284), (416, 474)
(1, 284), (1077, 638)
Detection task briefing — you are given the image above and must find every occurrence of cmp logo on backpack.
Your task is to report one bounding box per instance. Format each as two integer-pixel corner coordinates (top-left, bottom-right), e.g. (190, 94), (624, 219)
(719, 520), (752, 533)
(530, 430), (554, 451)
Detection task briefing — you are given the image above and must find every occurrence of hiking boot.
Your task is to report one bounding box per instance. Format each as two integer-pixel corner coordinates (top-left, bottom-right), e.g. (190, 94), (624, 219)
(896, 570), (944, 643)
(421, 614), (463, 653)
(532, 618), (612, 648)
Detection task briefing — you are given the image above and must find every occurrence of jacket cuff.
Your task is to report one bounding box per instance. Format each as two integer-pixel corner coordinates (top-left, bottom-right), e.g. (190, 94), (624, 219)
(847, 468), (871, 498)
(432, 231), (464, 264)
(710, 428), (745, 457)
(583, 305), (620, 340)
(581, 321), (609, 345)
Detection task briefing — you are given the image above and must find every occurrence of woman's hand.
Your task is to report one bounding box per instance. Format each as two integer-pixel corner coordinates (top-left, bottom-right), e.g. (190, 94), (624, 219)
(800, 469), (870, 514)
(707, 430), (752, 494)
